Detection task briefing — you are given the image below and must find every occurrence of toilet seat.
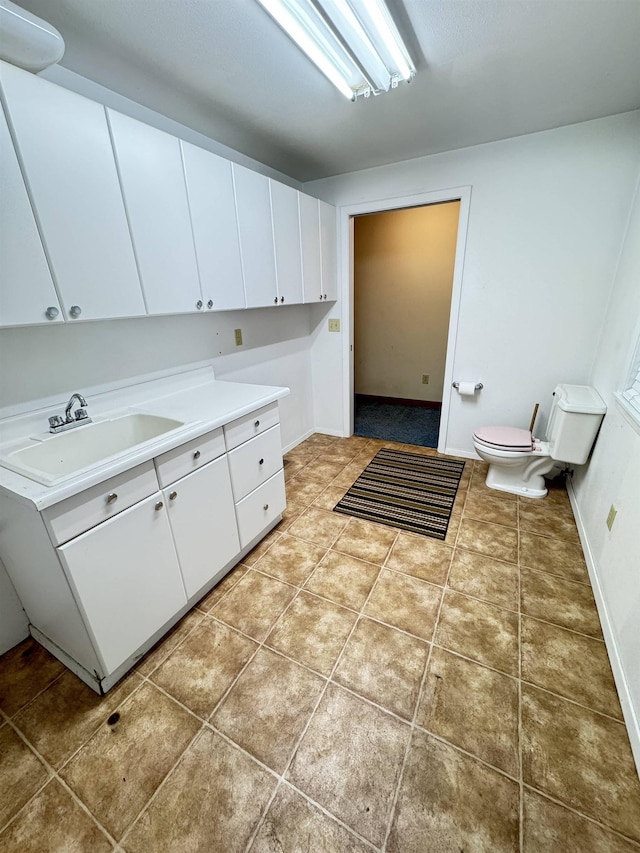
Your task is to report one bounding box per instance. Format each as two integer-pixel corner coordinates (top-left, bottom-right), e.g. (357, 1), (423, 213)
(473, 426), (533, 452)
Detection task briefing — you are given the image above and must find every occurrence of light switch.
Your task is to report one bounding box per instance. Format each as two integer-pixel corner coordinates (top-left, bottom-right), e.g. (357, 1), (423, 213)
(328, 319), (340, 332)
(234, 328), (243, 346)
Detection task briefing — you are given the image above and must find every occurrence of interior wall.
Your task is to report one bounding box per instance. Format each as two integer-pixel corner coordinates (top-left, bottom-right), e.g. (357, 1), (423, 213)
(305, 111), (640, 449)
(571, 171), (640, 766)
(354, 202), (460, 402)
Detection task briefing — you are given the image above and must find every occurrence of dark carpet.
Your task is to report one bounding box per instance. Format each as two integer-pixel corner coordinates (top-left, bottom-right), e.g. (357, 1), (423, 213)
(334, 448), (465, 540)
(353, 396), (440, 448)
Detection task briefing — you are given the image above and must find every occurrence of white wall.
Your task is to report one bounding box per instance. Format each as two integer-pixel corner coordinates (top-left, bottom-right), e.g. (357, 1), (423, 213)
(305, 112), (640, 452)
(0, 558), (27, 654)
(571, 172), (640, 767)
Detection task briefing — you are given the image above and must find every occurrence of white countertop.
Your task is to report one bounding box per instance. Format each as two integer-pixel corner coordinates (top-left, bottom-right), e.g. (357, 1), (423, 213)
(0, 366), (289, 510)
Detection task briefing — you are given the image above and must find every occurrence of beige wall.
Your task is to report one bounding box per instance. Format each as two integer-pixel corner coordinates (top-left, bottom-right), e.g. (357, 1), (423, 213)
(354, 201), (460, 402)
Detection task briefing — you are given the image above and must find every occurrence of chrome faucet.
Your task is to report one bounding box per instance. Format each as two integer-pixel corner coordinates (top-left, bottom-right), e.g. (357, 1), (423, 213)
(48, 392), (92, 434)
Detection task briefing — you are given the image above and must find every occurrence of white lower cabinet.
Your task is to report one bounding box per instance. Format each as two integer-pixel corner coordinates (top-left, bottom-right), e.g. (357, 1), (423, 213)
(58, 493), (186, 676)
(163, 456), (240, 599)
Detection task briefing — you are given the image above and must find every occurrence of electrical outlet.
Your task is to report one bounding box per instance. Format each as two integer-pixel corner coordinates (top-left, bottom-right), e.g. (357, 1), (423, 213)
(422, 374), (430, 384)
(328, 319), (340, 332)
(234, 328), (243, 346)
(606, 504), (617, 531)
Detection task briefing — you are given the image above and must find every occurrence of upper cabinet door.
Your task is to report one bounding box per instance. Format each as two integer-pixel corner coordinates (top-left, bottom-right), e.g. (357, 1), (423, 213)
(299, 193), (322, 303)
(107, 110), (202, 315)
(319, 200), (338, 301)
(233, 164), (277, 308)
(181, 142), (245, 311)
(270, 180), (303, 306)
(0, 101), (62, 327)
(0, 61), (144, 321)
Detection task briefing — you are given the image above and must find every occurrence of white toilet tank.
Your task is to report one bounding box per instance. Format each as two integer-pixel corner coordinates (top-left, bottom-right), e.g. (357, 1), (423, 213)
(547, 384), (606, 464)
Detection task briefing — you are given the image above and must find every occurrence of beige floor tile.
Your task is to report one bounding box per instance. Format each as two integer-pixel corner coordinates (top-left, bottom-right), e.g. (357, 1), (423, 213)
(304, 550), (380, 611)
(386, 532), (453, 585)
(212, 647), (324, 773)
(13, 669), (142, 770)
(522, 685), (640, 842)
(0, 779), (112, 852)
(251, 783), (372, 852)
(195, 565), (247, 612)
(436, 590), (519, 676)
(301, 459), (347, 480)
(287, 684), (410, 847)
(312, 484), (348, 511)
(212, 570), (296, 642)
(523, 788), (640, 852)
(333, 517), (398, 564)
(521, 616), (622, 718)
(286, 506), (349, 548)
(333, 617), (429, 720)
(448, 548), (519, 610)
(151, 619), (257, 718)
(0, 639), (65, 717)
(518, 501), (579, 541)
(456, 518), (519, 563)
(285, 476), (329, 505)
(387, 730), (520, 853)
(240, 529), (281, 567)
(282, 459), (304, 482)
(253, 533), (326, 586)
(123, 728), (276, 853)
(266, 591), (356, 675)
(469, 472), (518, 502)
(273, 499), (305, 532)
(61, 682), (201, 840)
(521, 568), (603, 638)
(416, 647), (519, 777)
(463, 492), (519, 527)
(519, 531), (589, 582)
(136, 609), (205, 677)
(0, 724), (49, 828)
(364, 570), (442, 642)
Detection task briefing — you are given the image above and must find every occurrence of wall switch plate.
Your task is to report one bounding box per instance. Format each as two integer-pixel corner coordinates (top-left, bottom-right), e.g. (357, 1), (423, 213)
(328, 319), (340, 332)
(422, 374), (430, 384)
(234, 328), (243, 346)
(606, 504), (617, 531)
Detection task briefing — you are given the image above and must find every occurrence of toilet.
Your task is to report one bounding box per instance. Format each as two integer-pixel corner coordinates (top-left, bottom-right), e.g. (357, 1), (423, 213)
(472, 384), (606, 498)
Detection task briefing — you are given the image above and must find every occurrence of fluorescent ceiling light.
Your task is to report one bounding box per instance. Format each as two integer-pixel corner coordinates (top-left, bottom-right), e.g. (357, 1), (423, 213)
(255, 0), (415, 100)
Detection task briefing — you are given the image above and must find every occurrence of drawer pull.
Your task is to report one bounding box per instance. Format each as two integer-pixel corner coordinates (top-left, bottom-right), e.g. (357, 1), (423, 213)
(254, 420), (260, 428)
(263, 503), (269, 511)
(155, 501), (164, 511)
(193, 450), (201, 460)
(259, 458), (264, 465)
(169, 491), (177, 501)
(106, 492), (118, 504)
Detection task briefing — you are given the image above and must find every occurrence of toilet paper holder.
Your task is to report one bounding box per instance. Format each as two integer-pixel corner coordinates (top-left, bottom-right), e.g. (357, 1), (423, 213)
(452, 382), (483, 391)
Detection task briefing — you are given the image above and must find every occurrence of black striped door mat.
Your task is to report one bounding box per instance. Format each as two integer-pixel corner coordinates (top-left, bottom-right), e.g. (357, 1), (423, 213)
(333, 448), (465, 540)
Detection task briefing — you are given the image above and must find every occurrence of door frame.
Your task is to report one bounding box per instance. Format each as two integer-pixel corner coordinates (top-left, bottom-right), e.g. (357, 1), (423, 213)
(340, 185), (472, 453)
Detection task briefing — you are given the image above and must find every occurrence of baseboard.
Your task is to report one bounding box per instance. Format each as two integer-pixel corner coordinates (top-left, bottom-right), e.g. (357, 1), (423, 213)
(282, 429), (315, 455)
(355, 393), (442, 410)
(442, 447), (478, 460)
(567, 478), (640, 776)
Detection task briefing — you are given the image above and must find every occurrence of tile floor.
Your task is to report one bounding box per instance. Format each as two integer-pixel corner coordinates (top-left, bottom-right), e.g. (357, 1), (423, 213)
(1, 433), (640, 851)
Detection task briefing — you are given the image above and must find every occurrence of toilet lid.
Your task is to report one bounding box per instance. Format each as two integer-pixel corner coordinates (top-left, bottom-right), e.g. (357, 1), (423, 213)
(474, 426), (533, 451)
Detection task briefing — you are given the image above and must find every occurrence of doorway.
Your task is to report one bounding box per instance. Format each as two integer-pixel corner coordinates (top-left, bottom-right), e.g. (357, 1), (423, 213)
(352, 200), (461, 447)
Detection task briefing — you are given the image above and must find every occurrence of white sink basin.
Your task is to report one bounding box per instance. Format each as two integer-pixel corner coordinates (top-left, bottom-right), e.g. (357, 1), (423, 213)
(1, 413), (185, 485)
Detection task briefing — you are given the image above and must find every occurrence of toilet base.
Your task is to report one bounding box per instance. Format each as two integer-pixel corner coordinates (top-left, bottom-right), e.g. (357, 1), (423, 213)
(485, 465), (548, 499)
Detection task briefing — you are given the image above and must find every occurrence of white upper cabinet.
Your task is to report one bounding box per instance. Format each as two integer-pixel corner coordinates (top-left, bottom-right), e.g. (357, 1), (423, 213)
(181, 142), (245, 311)
(270, 180), (303, 306)
(299, 193), (323, 303)
(0, 101), (61, 327)
(319, 200), (338, 301)
(107, 110), (202, 315)
(233, 164), (278, 308)
(0, 61), (144, 321)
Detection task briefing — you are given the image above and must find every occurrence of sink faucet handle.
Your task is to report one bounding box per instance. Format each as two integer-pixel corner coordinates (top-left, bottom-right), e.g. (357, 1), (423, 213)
(49, 415), (65, 429)
(74, 408), (89, 421)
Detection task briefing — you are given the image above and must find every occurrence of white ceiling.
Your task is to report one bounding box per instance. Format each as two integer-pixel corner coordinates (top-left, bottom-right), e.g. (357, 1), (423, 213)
(14, 0), (640, 182)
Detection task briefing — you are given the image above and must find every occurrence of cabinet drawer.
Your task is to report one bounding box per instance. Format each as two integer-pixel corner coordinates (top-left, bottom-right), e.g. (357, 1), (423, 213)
(227, 424), (283, 501)
(235, 469), (286, 549)
(155, 427), (225, 487)
(42, 462), (158, 546)
(224, 403), (279, 451)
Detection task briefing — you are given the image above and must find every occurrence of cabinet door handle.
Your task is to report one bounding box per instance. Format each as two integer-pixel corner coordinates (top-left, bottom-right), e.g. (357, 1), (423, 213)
(193, 450), (201, 460)
(207, 299), (213, 309)
(280, 296), (284, 303)
(259, 458), (264, 465)
(155, 501), (164, 511)
(169, 491), (177, 500)
(106, 492), (118, 504)
(263, 503), (269, 511)
(274, 296), (278, 304)
(319, 294), (323, 300)
(254, 420), (260, 428)
(196, 300), (203, 310)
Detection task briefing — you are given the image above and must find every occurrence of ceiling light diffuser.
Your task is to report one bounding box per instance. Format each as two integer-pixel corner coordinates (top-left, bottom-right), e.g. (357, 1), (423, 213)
(255, 0), (415, 100)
